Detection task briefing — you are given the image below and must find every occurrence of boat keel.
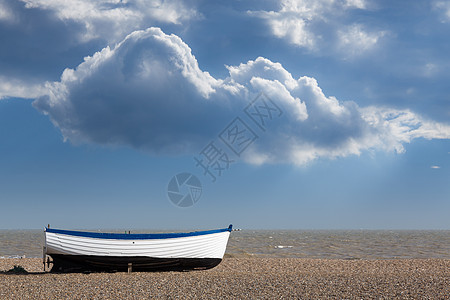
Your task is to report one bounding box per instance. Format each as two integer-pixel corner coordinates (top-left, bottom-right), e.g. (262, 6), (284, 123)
(49, 254), (222, 273)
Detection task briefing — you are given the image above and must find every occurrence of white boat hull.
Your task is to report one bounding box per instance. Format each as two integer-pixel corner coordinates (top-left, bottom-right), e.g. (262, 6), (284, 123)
(44, 226), (232, 272)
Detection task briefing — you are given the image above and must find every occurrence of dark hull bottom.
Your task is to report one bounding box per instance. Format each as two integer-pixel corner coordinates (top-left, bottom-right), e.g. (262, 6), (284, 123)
(48, 254), (222, 273)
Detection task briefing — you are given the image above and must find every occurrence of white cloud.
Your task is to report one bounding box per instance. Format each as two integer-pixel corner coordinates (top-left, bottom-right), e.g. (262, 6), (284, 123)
(21, 0), (199, 43)
(338, 24), (386, 56)
(0, 0), (15, 23)
(34, 28), (231, 152)
(248, 0), (327, 50)
(0, 76), (45, 100)
(360, 107), (450, 154)
(264, 12), (315, 49)
(344, 0), (367, 9)
(430, 165), (440, 169)
(249, 0), (375, 52)
(422, 63), (438, 77)
(34, 27), (450, 165)
(433, 1), (450, 22)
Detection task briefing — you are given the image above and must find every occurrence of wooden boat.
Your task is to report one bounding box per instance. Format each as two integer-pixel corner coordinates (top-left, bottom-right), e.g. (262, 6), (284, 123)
(44, 225), (232, 272)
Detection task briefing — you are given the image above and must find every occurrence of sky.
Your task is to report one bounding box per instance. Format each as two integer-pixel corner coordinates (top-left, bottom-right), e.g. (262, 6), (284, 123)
(0, 0), (449, 230)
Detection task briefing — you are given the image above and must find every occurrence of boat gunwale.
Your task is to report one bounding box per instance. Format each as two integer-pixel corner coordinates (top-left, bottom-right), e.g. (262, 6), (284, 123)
(45, 225), (232, 240)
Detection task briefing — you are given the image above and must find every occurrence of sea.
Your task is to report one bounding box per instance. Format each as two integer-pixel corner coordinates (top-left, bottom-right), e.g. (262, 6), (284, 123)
(0, 229), (449, 259)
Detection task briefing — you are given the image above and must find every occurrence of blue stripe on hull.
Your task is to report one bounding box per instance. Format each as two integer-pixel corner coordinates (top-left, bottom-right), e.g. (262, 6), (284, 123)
(46, 225), (232, 240)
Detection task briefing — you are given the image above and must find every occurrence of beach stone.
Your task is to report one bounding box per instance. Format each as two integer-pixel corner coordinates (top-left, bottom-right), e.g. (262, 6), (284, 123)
(0, 258), (448, 299)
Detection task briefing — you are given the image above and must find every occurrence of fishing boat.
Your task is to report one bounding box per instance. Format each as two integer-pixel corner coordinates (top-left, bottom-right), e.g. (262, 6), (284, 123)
(44, 225), (232, 272)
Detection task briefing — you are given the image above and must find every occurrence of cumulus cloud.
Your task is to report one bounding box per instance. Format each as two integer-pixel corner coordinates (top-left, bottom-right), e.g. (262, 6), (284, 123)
(248, 0), (383, 53)
(34, 27), (450, 165)
(34, 28), (229, 153)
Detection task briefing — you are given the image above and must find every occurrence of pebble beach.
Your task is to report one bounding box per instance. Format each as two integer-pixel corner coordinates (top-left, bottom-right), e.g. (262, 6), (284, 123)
(0, 257), (448, 299)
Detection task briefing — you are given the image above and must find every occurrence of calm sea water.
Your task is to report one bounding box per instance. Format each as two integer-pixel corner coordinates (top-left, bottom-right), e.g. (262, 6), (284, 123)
(0, 229), (449, 259)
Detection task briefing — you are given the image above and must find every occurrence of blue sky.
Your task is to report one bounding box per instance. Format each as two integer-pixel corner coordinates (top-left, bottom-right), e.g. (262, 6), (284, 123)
(0, 0), (449, 230)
